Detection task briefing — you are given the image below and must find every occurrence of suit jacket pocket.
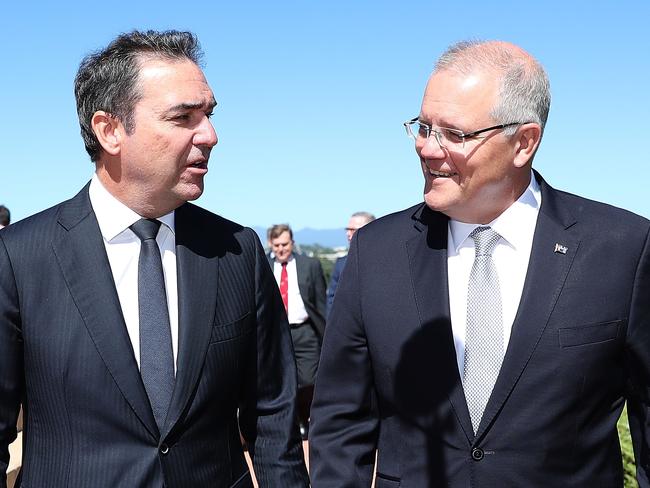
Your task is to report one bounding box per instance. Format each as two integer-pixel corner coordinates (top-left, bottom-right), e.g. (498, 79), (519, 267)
(210, 311), (253, 343)
(375, 473), (401, 487)
(559, 319), (624, 348)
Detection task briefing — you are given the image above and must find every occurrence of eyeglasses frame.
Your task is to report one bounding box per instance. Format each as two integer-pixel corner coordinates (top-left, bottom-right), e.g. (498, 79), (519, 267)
(403, 117), (529, 148)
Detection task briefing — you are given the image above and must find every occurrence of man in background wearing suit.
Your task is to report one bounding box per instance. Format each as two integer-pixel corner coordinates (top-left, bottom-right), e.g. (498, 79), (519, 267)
(0, 30), (308, 488)
(310, 40), (650, 487)
(326, 211), (375, 318)
(268, 224), (326, 439)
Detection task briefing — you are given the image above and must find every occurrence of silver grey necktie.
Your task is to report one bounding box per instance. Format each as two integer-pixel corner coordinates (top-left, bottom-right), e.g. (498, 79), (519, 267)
(130, 218), (175, 431)
(463, 226), (503, 434)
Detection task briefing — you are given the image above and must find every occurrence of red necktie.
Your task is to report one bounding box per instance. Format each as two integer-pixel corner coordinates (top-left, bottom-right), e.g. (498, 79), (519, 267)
(280, 262), (289, 312)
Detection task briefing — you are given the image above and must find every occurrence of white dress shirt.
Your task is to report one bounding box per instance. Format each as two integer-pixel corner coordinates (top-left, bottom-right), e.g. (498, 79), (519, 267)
(447, 172), (541, 376)
(88, 174), (179, 371)
(273, 255), (309, 325)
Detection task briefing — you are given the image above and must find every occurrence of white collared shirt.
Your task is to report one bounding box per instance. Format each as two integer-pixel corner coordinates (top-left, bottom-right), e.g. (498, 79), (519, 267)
(88, 174), (179, 371)
(273, 255), (309, 325)
(447, 172), (541, 375)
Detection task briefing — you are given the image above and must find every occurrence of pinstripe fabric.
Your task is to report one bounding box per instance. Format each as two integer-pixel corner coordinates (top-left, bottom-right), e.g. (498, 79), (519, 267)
(0, 185), (309, 487)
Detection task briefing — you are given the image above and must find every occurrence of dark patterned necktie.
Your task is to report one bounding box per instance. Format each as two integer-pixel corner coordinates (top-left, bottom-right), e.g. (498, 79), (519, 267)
(130, 218), (175, 431)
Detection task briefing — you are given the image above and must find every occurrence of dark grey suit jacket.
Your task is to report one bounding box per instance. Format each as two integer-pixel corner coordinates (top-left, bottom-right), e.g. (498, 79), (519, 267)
(0, 185), (309, 488)
(326, 255), (347, 319)
(310, 172), (650, 487)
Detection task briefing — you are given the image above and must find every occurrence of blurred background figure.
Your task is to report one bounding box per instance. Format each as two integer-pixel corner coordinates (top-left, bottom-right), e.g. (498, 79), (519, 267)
(326, 211), (375, 318)
(0, 205), (10, 229)
(268, 224), (326, 440)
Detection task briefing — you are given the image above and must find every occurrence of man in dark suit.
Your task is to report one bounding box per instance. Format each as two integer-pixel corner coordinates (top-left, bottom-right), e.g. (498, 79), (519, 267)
(310, 40), (650, 487)
(267, 224), (326, 439)
(326, 211), (375, 318)
(0, 30), (308, 488)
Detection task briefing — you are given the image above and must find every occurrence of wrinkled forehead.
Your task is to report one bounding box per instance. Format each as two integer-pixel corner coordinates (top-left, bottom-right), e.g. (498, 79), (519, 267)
(134, 57), (215, 108)
(421, 68), (499, 125)
(272, 231), (293, 244)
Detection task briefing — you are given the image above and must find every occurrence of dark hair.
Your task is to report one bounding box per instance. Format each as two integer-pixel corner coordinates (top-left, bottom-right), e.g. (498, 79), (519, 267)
(268, 224), (293, 241)
(0, 205), (10, 226)
(74, 30), (203, 162)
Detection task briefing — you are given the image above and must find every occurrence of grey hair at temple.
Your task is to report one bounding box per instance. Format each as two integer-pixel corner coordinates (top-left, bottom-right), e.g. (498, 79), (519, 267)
(434, 40), (551, 135)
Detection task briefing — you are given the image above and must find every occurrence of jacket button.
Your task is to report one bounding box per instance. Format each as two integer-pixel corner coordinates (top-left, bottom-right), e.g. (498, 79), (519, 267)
(471, 447), (484, 461)
(160, 443), (170, 455)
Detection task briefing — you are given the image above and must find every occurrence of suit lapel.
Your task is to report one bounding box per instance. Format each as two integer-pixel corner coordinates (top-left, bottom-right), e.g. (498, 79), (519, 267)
(162, 203), (219, 439)
(295, 254), (309, 300)
(476, 175), (580, 439)
(406, 206), (475, 442)
(52, 185), (158, 439)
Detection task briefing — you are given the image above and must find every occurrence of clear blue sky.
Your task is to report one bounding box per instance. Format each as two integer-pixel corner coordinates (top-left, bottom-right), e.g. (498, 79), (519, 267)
(2, 1), (649, 230)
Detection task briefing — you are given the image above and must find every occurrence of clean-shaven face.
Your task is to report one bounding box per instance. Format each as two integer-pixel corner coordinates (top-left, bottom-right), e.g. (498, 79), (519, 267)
(417, 69), (521, 224)
(271, 231), (294, 263)
(114, 58), (218, 216)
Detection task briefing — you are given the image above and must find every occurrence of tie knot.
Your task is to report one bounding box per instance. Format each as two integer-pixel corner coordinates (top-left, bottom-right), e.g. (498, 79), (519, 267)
(470, 226), (500, 257)
(281, 262), (287, 268)
(130, 218), (161, 242)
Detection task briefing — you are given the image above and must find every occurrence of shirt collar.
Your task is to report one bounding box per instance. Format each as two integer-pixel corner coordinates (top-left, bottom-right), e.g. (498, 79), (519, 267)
(89, 173), (175, 242)
(274, 254), (295, 265)
(449, 170), (541, 252)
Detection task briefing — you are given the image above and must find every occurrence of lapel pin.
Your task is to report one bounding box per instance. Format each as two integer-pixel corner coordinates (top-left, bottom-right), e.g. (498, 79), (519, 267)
(554, 243), (568, 254)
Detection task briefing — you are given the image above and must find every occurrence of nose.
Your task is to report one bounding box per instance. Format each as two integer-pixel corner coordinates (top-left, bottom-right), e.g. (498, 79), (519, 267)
(417, 133), (446, 160)
(194, 116), (218, 148)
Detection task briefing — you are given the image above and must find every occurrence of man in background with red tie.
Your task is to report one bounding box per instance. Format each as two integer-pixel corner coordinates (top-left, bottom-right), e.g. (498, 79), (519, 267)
(268, 224), (326, 440)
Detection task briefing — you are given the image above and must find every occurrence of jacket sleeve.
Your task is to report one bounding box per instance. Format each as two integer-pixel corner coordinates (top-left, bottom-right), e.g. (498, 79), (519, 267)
(312, 258), (327, 338)
(326, 261), (339, 319)
(0, 236), (24, 488)
(625, 226), (650, 487)
(309, 234), (378, 487)
(626, 226), (650, 488)
(238, 229), (309, 487)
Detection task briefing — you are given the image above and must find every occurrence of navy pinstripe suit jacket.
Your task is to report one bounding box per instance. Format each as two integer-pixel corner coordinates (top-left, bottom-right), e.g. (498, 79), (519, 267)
(0, 184), (309, 487)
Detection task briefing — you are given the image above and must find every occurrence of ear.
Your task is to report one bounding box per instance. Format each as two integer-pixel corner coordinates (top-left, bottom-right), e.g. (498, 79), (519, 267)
(90, 111), (124, 156)
(513, 123), (542, 168)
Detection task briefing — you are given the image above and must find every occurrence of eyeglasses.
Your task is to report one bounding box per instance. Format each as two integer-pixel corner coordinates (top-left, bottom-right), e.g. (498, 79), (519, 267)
(403, 118), (526, 149)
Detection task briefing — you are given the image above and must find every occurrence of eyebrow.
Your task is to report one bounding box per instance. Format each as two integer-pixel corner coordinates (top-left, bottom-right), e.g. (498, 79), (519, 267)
(433, 118), (463, 130)
(418, 115), (463, 131)
(168, 99), (218, 112)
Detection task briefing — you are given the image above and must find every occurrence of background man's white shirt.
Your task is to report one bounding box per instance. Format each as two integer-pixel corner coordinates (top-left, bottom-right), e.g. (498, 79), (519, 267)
(273, 255), (309, 324)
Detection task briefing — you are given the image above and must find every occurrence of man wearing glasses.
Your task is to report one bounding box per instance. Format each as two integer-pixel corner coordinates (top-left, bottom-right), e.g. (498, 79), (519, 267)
(310, 40), (650, 487)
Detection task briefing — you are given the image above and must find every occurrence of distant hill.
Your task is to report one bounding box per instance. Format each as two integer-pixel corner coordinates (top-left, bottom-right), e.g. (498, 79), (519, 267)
(253, 226), (347, 249)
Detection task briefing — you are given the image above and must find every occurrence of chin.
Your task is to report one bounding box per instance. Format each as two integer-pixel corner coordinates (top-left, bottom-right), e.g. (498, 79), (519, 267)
(180, 183), (205, 202)
(423, 189), (442, 209)
(424, 192), (455, 215)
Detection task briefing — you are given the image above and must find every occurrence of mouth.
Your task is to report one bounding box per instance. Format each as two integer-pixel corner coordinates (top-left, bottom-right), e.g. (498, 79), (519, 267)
(190, 161), (208, 169)
(427, 168), (457, 178)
